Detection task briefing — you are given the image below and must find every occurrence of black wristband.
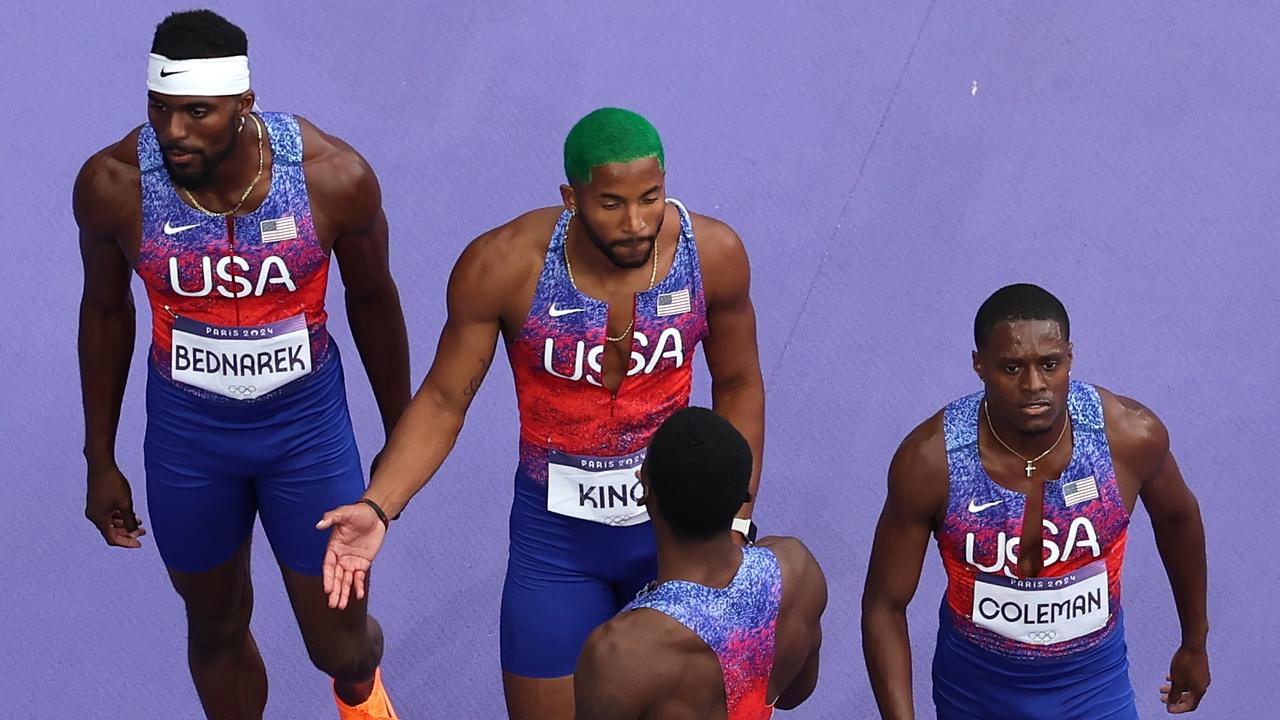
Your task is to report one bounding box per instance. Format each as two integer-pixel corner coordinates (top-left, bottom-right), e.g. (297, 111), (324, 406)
(359, 498), (390, 530)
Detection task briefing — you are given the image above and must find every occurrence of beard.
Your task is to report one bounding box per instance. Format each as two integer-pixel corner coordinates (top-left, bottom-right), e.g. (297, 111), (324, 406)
(161, 122), (240, 190)
(578, 210), (665, 270)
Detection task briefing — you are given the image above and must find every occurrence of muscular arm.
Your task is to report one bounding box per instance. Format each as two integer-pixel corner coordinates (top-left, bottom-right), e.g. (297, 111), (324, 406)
(767, 537), (829, 710)
(1106, 393), (1208, 652)
(302, 121), (411, 438)
(861, 417), (948, 720)
(74, 155), (136, 472)
(698, 218), (765, 519)
(74, 148), (147, 546)
(358, 231), (513, 518)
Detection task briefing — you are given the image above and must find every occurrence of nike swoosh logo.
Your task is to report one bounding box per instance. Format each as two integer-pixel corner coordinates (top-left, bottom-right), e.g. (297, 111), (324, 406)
(967, 499), (1004, 513)
(163, 220), (201, 235)
(159, 68), (188, 77)
(549, 303), (585, 318)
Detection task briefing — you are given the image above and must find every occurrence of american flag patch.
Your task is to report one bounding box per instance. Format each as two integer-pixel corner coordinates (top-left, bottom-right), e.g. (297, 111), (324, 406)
(656, 289), (691, 317)
(1062, 475), (1099, 507)
(259, 215), (298, 243)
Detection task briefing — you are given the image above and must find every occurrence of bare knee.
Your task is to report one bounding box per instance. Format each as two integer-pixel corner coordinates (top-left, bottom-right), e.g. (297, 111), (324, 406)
(186, 604), (253, 663)
(306, 617), (381, 682)
(308, 640), (376, 682)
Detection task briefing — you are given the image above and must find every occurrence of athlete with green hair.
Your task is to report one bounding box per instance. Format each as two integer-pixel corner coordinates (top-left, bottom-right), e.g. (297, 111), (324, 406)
(316, 107), (766, 719)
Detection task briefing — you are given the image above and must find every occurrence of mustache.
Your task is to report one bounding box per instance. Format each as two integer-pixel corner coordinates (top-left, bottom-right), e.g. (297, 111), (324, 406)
(161, 144), (204, 156)
(609, 235), (656, 248)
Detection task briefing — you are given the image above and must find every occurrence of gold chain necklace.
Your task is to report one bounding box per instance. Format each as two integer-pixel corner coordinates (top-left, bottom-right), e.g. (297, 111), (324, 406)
(563, 212), (659, 343)
(181, 113), (265, 217)
(983, 400), (1070, 478)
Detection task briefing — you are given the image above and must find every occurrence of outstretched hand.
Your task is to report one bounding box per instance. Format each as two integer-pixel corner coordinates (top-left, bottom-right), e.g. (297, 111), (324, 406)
(316, 502), (387, 610)
(1160, 645), (1210, 713)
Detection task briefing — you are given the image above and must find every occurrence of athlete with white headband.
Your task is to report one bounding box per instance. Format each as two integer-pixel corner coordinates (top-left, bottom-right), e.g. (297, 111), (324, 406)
(74, 10), (409, 719)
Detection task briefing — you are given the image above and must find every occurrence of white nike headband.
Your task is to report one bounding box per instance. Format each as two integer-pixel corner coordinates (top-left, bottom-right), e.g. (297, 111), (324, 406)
(147, 53), (250, 96)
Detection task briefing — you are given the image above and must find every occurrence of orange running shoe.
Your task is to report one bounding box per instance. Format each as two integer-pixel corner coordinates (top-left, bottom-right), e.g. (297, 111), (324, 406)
(334, 667), (399, 720)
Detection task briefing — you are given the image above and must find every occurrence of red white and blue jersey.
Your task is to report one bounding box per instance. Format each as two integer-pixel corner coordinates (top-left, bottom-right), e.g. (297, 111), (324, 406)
(506, 199), (709, 486)
(935, 380), (1131, 659)
(624, 545), (782, 720)
(135, 113), (332, 402)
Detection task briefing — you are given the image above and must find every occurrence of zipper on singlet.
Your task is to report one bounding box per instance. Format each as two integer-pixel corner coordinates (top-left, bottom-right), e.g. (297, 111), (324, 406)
(225, 216), (240, 326)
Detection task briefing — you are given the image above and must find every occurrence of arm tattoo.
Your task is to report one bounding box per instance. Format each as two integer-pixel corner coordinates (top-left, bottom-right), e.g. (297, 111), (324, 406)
(462, 357), (489, 397)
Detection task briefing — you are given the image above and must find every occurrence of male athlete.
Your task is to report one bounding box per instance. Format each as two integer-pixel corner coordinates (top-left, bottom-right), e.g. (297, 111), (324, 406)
(75, 10), (409, 719)
(316, 107), (766, 719)
(575, 407), (826, 720)
(862, 284), (1210, 719)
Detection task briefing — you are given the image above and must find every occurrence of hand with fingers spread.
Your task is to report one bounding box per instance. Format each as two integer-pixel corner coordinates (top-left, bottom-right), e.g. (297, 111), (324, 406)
(316, 500), (387, 610)
(1160, 645), (1210, 713)
(85, 464), (146, 549)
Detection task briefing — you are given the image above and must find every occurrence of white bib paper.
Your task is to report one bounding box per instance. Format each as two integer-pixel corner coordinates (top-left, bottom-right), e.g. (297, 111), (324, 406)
(171, 313), (311, 400)
(547, 449), (650, 527)
(971, 561), (1110, 646)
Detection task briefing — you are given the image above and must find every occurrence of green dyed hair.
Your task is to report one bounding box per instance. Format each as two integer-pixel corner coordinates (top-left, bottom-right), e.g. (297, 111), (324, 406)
(563, 107), (665, 186)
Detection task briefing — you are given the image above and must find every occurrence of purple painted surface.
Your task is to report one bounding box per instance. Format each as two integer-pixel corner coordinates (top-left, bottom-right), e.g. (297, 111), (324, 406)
(1, 1), (1273, 717)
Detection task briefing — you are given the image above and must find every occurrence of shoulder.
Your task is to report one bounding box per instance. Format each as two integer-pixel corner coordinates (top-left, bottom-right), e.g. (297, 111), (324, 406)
(449, 207), (560, 295)
(578, 610), (680, 693)
(73, 128), (143, 234)
(755, 537), (828, 607)
(687, 209), (749, 303)
(295, 115), (378, 199)
(892, 409), (949, 480)
(688, 211), (744, 255)
(879, 409), (951, 520)
(1095, 384), (1170, 473)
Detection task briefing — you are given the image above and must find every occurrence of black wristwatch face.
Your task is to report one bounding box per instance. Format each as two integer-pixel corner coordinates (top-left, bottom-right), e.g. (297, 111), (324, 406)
(746, 521), (758, 543)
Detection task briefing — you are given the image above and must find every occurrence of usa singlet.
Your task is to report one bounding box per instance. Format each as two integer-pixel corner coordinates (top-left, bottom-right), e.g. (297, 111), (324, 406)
(137, 113), (332, 402)
(498, 198), (710, 677)
(931, 380), (1138, 719)
(625, 545), (782, 720)
(135, 113), (364, 575)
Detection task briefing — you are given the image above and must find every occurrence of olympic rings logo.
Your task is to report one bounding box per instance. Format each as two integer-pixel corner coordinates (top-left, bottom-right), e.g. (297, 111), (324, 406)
(1027, 630), (1057, 643)
(603, 513), (645, 527)
(226, 384), (258, 397)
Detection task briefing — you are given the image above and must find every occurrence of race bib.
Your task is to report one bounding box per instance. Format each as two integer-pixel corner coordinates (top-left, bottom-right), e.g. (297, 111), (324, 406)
(547, 449), (650, 527)
(971, 561), (1110, 645)
(171, 313), (311, 400)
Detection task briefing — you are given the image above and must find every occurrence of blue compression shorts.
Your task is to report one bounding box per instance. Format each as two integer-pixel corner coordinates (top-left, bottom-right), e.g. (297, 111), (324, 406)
(933, 602), (1139, 719)
(144, 345), (364, 575)
(499, 463), (658, 677)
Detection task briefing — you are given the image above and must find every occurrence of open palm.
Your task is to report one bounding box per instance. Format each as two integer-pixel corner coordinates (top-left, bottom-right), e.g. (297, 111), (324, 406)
(316, 502), (387, 610)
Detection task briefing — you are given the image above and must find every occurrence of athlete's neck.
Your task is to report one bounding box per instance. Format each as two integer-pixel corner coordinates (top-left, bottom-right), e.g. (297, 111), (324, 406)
(186, 116), (269, 210)
(987, 409), (1070, 458)
(653, 525), (743, 589)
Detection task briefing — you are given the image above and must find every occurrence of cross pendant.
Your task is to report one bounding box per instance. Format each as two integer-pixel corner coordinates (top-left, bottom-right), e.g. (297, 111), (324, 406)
(1024, 461), (1035, 478)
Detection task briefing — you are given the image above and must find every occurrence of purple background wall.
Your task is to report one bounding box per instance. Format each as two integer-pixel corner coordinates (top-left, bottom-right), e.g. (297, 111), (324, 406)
(2, 1), (1274, 717)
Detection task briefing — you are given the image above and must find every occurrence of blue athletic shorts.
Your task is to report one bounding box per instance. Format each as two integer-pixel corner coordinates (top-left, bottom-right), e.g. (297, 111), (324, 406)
(499, 464), (658, 677)
(144, 345), (364, 575)
(933, 602), (1139, 719)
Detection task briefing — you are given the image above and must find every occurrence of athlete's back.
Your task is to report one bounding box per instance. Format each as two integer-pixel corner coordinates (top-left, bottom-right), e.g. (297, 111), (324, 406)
(575, 537), (826, 720)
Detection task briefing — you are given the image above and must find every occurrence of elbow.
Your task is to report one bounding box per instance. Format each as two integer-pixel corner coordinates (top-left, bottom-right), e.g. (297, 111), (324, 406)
(860, 596), (908, 638)
(345, 283), (402, 310)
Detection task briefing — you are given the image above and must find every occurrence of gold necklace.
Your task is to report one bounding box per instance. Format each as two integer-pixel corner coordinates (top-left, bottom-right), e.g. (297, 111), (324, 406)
(182, 113), (265, 217)
(563, 212), (660, 343)
(983, 400), (1070, 478)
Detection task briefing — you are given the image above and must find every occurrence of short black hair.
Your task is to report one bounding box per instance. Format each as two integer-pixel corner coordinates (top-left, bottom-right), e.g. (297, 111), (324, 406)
(151, 10), (247, 59)
(645, 407), (752, 541)
(974, 283), (1070, 349)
